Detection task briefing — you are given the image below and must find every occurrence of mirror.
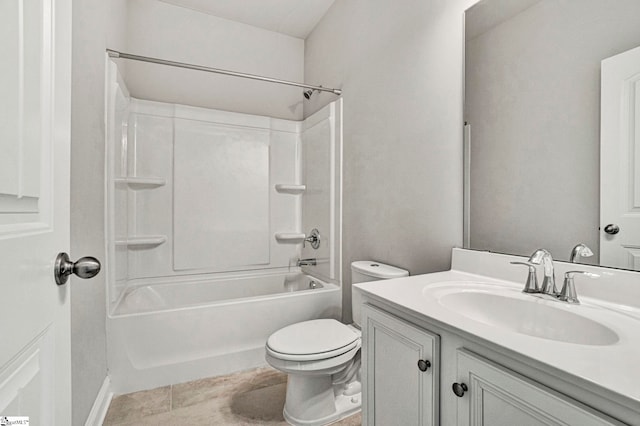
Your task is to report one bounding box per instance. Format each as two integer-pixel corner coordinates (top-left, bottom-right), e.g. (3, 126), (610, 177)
(464, 0), (640, 270)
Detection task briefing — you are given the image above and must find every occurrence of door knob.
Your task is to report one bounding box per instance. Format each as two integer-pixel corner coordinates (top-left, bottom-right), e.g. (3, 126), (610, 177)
(54, 252), (101, 285)
(604, 224), (620, 235)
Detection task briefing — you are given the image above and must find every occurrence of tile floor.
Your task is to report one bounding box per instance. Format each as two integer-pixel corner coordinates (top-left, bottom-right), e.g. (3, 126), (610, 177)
(103, 367), (362, 425)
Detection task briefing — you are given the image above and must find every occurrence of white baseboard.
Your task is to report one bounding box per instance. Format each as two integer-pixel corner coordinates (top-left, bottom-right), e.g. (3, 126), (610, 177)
(84, 376), (113, 426)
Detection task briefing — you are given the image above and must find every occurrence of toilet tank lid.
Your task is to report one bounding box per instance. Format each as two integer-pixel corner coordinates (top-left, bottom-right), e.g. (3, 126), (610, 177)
(351, 261), (409, 279)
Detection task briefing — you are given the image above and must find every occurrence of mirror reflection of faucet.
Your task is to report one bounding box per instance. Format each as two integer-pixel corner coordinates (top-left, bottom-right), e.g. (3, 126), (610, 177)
(570, 243), (593, 263)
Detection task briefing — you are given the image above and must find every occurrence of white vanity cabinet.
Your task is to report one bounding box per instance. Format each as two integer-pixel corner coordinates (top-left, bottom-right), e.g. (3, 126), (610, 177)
(455, 349), (621, 426)
(361, 302), (627, 426)
(361, 304), (440, 425)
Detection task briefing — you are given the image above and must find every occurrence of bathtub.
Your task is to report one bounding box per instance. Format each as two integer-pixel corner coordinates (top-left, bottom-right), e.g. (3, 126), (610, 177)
(107, 271), (341, 394)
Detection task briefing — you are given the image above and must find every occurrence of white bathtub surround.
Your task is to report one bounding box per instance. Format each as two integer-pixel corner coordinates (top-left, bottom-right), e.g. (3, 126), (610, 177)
(300, 101), (342, 283)
(106, 64), (343, 304)
(105, 63), (344, 394)
(354, 248), (640, 424)
(106, 93), (304, 304)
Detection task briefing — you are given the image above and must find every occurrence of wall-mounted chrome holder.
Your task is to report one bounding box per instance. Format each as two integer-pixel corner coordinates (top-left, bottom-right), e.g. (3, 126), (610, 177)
(304, 228), (321, 250)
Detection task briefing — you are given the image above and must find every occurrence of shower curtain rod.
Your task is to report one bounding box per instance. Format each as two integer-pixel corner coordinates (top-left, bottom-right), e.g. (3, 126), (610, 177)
(106, 49), (342, 96)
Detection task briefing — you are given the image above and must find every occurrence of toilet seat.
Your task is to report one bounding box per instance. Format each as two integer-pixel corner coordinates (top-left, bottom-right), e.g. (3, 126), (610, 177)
(266, 319), (360, 362)
(267, 339), (360, 362)
(266, 344), (360, 375)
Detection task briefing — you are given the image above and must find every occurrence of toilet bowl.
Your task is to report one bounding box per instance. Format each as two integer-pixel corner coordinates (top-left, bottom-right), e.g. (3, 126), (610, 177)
(265, 261), (409, 426)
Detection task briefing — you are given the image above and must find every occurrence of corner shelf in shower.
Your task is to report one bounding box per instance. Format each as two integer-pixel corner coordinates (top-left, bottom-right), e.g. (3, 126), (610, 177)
(114, 176), (167, 189)
(115, 235), (167, 247)
(274, 184), (306, 194)
(275, 233), (306, 243)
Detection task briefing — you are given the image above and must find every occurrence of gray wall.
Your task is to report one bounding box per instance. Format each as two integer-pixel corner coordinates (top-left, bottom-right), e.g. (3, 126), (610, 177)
(304, 0), (478, 322)
(70, 0), (127, 424)
(466, 0), (640, 262)
(124, 0), (305, 120)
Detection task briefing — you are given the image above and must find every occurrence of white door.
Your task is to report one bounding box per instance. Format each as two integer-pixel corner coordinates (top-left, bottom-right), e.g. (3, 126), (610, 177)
(600, 45), (640, 270)
(0, 0), (72, 424)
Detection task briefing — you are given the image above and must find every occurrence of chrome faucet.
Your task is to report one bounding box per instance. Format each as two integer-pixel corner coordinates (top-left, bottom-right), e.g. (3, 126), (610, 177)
(297, 258), (317, 267)
(528, 249), (557, 296)
(569, 243), (593, 263)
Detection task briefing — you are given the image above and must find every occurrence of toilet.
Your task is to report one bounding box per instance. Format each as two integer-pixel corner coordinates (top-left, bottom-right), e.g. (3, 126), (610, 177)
(265, 261), (409, 426)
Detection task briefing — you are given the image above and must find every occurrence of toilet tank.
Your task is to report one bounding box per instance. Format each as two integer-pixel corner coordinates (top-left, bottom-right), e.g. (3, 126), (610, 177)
(351, 261), (409, 327)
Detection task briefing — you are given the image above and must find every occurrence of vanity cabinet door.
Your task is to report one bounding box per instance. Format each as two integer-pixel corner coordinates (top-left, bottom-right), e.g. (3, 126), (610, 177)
(454, 349), (623, 426)
(361, 304), (440, 426)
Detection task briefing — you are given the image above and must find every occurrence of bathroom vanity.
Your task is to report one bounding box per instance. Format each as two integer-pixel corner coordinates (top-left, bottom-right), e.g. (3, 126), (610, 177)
(355, 249), (640, 425)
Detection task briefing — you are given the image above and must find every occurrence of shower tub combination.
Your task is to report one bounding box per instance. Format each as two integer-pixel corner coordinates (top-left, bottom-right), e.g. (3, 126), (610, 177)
(105, 56), (343, 394)
(108, 271), (340, 394)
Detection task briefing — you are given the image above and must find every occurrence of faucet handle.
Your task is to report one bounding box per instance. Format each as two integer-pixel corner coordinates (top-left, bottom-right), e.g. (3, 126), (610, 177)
(303, 228), (321, 249)
(558, 271), (599, 304)
(510, 261), (539, 293)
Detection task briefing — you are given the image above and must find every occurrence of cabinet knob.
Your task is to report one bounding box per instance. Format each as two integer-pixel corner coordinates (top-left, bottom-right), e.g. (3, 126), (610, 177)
(417, 359), (431, 372)
(452, 382), (468, 397)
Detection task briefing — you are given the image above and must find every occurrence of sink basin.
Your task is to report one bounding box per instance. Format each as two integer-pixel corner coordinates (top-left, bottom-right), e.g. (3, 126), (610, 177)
(433, 284), (619, 346)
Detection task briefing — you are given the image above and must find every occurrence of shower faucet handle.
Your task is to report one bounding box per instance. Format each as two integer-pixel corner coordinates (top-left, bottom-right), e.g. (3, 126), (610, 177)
(303, 228), (321, 249)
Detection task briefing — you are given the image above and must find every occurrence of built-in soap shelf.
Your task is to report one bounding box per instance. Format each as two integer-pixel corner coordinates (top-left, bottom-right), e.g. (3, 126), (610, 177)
(274, 184), (306, 194)
(115, 176), (167, 189)
(275, 233), (306, 243)
(115, 235), (167, 247)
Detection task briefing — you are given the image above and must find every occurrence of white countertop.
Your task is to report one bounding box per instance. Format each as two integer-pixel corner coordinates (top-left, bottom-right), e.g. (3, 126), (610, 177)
(354, 268), (640, 410)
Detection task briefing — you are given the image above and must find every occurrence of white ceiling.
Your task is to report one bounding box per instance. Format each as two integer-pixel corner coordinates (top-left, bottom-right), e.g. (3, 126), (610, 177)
(158, 0), (336, 39)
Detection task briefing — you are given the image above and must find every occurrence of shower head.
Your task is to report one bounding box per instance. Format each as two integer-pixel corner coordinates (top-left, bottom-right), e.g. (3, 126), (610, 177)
(303, 89), (314, 100)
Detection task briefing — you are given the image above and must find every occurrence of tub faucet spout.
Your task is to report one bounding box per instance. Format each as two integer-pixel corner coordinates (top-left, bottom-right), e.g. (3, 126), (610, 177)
(297, 258), (317, 267)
